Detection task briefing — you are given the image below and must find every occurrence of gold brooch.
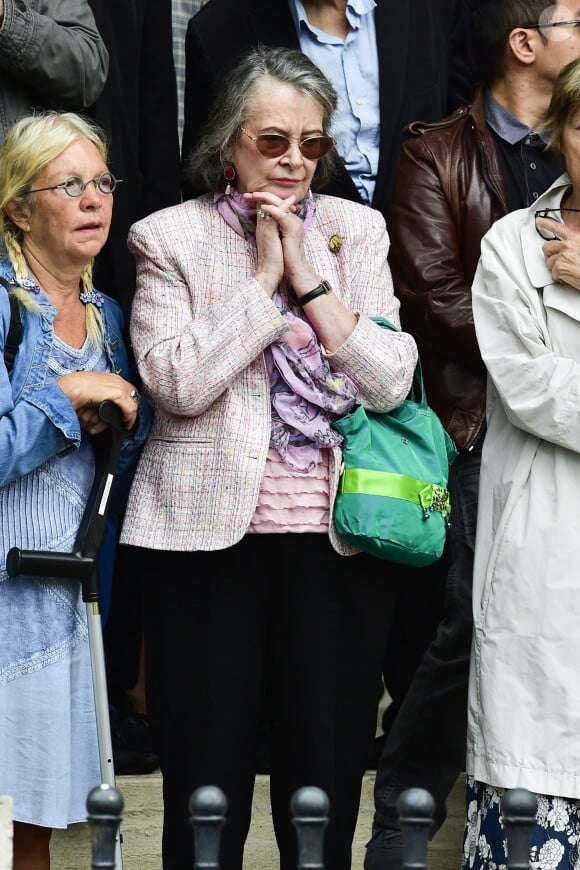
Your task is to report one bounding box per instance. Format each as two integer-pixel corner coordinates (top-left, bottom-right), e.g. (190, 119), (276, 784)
(328, 234), (343, 253)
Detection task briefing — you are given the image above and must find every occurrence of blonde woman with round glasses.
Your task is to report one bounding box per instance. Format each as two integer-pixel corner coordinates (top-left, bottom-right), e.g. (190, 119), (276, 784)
(0, 111), (149, 870)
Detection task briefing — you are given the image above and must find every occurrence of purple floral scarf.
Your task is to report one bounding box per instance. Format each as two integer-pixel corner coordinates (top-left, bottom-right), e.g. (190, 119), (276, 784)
(215, 189), (357, 472)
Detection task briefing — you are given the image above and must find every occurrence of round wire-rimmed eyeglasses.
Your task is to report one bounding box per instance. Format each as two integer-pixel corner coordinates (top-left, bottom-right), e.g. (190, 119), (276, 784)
(535, 208), (580, 240)
(239, 126), (336, 160)
(29, 172), (122, 197)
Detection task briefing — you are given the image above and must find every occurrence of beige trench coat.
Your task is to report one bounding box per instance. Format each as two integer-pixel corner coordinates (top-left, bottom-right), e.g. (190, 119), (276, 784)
(468, 175), (580, 799)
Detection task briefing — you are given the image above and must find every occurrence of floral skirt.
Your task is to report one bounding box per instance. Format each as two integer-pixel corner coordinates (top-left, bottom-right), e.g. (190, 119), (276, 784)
(462, 777), (580, 870)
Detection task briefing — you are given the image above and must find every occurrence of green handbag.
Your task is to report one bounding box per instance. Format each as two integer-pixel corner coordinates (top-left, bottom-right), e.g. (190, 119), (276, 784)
(332, 317), (458, 566)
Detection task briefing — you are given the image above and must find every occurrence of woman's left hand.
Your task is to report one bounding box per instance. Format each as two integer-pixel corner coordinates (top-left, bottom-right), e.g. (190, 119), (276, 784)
(244, 190), (357, 351)
(540, 220), (580, 290)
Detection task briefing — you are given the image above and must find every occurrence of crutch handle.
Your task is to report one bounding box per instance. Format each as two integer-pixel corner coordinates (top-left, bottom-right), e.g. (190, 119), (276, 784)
(96, 399), (126, 435)
(6, 549), (93, 580)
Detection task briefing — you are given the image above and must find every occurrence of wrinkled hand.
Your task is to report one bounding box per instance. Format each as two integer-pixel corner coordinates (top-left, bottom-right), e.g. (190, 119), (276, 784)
(56, 371), (140, 434)
(245, 191), (319, 296)
(538, 218), (580, 290)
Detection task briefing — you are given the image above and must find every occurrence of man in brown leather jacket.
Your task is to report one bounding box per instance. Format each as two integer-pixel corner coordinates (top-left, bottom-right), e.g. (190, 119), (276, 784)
(365, 1), (580, 867)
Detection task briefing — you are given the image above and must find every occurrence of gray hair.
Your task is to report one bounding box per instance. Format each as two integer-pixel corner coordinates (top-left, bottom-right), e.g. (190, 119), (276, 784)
(185, 46), (338, 194)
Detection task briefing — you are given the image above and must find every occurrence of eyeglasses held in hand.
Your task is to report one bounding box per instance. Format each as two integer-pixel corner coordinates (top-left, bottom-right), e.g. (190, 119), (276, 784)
(239, 126), (336, 160)
(30, 172), (122, 197)
(534, 208), (580, 240)
(522, 19), (580, 30)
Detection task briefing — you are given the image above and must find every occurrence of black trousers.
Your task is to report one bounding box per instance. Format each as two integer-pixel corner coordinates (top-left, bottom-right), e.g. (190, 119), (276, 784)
(373, 449), (480, 832)
(380, 553), (448, 738)
(135, 534), (396, 870)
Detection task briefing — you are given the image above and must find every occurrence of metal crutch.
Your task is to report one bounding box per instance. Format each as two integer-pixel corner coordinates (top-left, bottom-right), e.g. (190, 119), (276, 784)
(6, 399), (129, 869)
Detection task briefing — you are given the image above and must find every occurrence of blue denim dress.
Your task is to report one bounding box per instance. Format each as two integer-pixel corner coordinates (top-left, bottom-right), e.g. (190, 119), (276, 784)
(0, 264), (150, 828)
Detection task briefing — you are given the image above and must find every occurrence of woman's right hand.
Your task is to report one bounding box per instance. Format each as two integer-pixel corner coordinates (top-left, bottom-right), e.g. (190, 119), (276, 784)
(247, 192), (298, 297)
(56, 371), (140, 434)
(540, 219), (580, 291)
(253, 214), (285, 297)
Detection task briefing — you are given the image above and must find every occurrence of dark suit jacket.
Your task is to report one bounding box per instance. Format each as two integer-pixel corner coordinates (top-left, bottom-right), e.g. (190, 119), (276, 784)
(181, 0), (476, 214)
(88, 0), (182, 317)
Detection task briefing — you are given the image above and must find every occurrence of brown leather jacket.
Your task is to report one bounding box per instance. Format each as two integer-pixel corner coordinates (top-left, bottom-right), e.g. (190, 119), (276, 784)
(388, 86), (509, 450)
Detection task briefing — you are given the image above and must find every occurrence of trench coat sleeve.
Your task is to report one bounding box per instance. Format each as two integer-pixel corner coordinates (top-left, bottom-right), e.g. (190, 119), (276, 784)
(0, 0), (109, 107)
(388, 134), (484, 376)
(473, 222), (580, 453)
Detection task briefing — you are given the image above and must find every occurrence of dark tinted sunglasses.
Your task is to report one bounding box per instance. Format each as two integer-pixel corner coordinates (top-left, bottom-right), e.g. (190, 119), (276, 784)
(240, 126), (336, 160)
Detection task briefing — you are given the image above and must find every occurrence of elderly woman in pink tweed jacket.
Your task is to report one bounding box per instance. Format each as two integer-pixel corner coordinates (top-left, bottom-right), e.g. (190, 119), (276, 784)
(121, 46), (417, 870)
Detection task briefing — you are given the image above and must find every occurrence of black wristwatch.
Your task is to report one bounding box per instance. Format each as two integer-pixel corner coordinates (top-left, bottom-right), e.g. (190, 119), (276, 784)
(297, 279), (332, 306)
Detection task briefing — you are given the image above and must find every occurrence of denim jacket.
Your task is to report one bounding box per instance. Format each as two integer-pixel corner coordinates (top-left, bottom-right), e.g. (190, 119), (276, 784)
(0, 260), (151, 492)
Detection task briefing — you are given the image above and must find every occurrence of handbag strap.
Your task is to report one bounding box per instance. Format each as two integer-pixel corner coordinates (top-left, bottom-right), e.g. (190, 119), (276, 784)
(371, 315), (426, 405)
(0, 275), (23, 375)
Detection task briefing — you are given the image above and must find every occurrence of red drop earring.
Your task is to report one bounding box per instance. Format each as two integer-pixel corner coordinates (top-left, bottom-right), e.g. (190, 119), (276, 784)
(223, 164), (236, 196)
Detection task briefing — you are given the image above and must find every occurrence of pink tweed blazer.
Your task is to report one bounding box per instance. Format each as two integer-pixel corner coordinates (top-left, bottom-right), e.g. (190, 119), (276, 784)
(120, 194), (417, 553)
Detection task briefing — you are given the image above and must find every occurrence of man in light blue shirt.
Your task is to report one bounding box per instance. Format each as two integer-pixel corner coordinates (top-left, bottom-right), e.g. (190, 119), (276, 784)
(289, 0), (380, 204)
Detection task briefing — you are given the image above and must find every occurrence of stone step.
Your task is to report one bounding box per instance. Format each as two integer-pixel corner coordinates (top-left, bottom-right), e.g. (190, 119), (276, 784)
(49, 772), (466, 869)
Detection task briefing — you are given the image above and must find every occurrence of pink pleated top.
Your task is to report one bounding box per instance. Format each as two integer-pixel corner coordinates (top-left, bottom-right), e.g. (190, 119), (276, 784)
(247, 447), (330, 534)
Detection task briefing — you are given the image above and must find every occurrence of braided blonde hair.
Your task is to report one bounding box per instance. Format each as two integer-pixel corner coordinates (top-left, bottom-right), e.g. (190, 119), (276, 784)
(0, 112), (110, 342)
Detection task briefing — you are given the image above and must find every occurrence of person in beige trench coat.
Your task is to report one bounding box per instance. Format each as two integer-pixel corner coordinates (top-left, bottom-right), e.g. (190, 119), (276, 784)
(464, 56), (580, 869)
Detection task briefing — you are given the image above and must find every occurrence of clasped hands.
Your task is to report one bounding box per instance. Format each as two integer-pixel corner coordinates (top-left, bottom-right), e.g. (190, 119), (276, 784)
(244, 191), (321, 300)
(537, 216), (580, 290)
